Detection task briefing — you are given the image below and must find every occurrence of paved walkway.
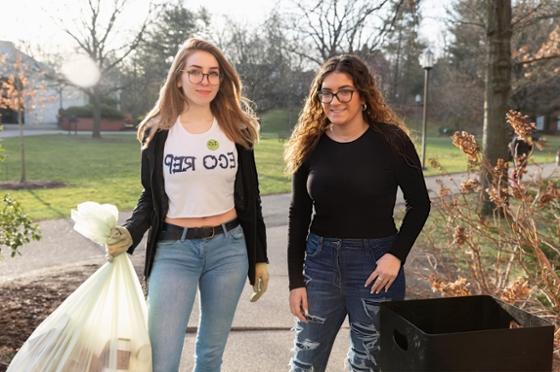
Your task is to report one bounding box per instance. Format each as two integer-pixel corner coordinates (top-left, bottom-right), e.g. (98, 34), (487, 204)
(0, 124), (65, 138)
(0, 144), (557, 370)
(0, 125), (135, 138)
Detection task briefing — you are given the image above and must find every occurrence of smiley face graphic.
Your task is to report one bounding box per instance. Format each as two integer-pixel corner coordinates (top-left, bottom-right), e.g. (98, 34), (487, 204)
(207, 139), (219, 151)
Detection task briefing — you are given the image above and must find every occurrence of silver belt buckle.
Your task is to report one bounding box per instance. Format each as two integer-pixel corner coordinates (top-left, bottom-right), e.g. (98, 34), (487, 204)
(207, 227), (215, 239)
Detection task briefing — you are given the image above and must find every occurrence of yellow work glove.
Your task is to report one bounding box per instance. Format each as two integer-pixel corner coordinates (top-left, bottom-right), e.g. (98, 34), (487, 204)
(105, 225), (132, 261)
(250, 263), (269, 302)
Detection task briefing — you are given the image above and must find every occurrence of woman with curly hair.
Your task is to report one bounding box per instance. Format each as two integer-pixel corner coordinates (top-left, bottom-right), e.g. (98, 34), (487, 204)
(286, 54), (431, 372)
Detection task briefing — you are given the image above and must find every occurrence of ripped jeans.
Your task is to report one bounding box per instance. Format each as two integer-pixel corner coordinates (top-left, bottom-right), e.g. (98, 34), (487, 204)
(290, 233), (405, 372)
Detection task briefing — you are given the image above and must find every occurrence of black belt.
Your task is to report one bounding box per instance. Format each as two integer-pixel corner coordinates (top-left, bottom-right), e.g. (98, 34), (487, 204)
(158, 219), (240, 240)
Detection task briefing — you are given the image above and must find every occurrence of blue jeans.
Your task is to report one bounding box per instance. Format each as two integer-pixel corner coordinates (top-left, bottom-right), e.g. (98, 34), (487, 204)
(290, 233), (406, 372)
(147, 224), (248, 372)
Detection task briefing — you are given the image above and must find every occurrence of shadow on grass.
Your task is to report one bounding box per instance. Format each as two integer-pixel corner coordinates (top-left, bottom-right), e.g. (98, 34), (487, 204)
(0, 181), (65, 190)
(26, 189), (67, 220)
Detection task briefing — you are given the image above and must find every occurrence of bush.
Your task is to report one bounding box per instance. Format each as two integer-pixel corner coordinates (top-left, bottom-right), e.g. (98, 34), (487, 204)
(0, 126), (41, 258)
(62, 105), (126, 120)
(423, 110), (559, 361)
(0, 194), (41, 257)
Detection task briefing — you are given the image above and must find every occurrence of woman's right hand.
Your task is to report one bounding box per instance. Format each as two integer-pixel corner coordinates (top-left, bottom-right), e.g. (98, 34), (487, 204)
(289, 287), (308, 322)
(105, 226), (132, 260)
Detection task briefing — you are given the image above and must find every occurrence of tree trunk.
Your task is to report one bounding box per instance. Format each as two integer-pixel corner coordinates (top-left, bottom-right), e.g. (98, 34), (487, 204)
(18, 109), (26, 184)
(92, 89), (102, 139)
(480, 0), (512, 216)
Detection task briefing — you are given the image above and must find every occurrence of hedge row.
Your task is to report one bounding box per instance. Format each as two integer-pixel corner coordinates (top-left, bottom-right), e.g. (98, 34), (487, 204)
(61, 105), (125, 120)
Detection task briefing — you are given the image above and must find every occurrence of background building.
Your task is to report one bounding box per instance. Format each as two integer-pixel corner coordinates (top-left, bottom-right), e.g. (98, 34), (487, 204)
(0, 40), (88, 128)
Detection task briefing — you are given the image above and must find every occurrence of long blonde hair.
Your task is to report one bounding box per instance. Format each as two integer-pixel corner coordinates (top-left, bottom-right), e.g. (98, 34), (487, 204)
(137, 38), (259, 148)
(285, 54), (409, 173)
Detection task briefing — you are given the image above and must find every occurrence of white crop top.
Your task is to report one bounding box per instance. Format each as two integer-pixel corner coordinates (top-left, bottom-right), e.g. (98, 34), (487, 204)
(163, 117), (238, 218)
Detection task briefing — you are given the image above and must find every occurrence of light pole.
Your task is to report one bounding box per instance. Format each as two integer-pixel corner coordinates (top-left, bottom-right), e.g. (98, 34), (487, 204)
(415, 94), (422, 133)
(419, 48), (434, 169)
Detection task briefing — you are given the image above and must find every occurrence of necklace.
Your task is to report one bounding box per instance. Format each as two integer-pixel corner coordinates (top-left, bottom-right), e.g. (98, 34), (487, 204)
(328, 124), (368, 143)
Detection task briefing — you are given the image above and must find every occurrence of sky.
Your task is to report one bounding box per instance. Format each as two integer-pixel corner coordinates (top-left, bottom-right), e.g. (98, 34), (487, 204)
(0, 0), (450, 59)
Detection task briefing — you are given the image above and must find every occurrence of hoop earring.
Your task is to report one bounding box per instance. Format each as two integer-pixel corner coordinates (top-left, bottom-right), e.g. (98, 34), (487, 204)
(362, 103), (367, 111)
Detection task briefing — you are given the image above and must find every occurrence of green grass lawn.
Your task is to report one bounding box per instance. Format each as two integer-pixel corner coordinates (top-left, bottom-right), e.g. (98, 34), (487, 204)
(418, 134), (560, 176)
(0, 133), (142, 220)
(0, 133), (293, 220)
(260, 108), (298, 139)
(1, 131), (558, 221)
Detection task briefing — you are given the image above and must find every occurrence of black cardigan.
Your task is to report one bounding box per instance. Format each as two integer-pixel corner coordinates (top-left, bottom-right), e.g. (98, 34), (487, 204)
(124, 129), (268, 285)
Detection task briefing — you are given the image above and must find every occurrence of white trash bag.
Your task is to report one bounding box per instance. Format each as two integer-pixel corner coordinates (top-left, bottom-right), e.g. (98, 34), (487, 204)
(8, 202), (152, 372)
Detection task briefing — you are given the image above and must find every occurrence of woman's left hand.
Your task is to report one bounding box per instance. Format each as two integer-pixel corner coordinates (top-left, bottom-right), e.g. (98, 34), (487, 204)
(250, 263), (270, 302)
(364, 253), (401, 294)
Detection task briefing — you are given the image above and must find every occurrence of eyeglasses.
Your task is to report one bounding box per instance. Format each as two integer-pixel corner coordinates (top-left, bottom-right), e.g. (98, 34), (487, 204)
(183, 69), (221, 85)
(317, 89), (355, 104)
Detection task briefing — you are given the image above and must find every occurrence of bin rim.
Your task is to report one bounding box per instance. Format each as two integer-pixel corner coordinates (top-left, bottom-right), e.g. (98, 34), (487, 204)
(380, 294), (554, 336)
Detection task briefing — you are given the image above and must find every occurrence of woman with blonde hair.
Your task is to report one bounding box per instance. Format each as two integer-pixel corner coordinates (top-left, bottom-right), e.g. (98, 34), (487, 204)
(105, 38), (269, 372)
(286, 54), (430, 371)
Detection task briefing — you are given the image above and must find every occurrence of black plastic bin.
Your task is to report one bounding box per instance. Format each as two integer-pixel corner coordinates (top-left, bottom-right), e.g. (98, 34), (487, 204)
(379, 295), (554, 371)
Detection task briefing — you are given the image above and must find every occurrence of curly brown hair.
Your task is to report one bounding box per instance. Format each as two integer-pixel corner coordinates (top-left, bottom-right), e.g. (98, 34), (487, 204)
(284, 54), (410, 173)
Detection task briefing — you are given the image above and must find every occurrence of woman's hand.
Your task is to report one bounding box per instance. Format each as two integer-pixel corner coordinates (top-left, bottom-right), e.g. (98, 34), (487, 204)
(289, 287), (308, 322)
(364, 253), (401, 294)
(105, 226), (132, 260)
(250, 263), (270, 302)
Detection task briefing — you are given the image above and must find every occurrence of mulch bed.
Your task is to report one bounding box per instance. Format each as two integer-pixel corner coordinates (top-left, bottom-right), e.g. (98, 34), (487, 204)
(0, 265), (98, 371)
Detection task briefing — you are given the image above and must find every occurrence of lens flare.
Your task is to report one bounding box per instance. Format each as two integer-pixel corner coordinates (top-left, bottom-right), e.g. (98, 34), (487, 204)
(61, 54), (100, 88)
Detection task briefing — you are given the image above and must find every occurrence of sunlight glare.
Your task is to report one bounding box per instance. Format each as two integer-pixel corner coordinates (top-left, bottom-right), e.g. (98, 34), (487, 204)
(61, 54), (100, 88)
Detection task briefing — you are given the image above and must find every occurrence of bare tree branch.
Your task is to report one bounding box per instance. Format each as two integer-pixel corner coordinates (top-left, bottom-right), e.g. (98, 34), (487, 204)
(511, 1), (545, 28)
(514, 53), (560, 66)
(98, 0), (128, 60)
(445, 0), (486, 30)
(365, 0), (405, 52)
(286, 45), (324, 66)
(511, 0), (560, 31)
(289, 0), (405, 65)
(102, 15), (150, 73)
(63, 30), (92, 56)
(54, 0), (155, 138)
(295, 1), (329, 60)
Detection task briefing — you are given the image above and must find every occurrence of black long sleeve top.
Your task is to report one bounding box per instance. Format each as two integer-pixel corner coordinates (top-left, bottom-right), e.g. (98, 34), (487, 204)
(288, 124), (431, 290)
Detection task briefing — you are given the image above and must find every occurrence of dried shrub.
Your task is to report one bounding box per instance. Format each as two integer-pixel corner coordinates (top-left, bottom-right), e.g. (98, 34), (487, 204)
(423, 110), (559, 361)
(506, 110), (536, 141)
(452, 131), (480, 164)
